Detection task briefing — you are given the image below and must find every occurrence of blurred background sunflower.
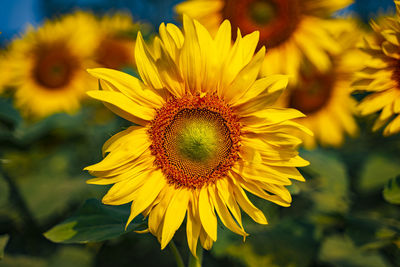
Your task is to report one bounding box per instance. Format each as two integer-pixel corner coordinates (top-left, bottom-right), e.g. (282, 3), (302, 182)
(94, 13), (148, 71)
(6, 12), (98, 118)
(279, 20), (363, 148)
(175, 0), (352, 83)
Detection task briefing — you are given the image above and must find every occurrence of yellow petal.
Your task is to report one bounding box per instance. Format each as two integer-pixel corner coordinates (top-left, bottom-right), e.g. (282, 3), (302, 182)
(166, 23), (184, 48)
(101, 126), (136, 156)
(241, 108), (305, 126)
(198, 186), (217, 241)
(231, 172), (291, 207)
(214, 20), (232, 65)
(231, 182), (268, 225)
(154, 39), (185, 97)
(220, 30), (259, 89)
(87, 90), (155, 122)
(135, 32), (164, 90)
(125, 170), (166, 228)
(87, 68), (164, 108)
(149, 187), (175, 235)
(186, 196), (201, 256)
(216, 178), (243, 228)
(84, 127), (149, 171)
(199, 228), (213, 250)
(102, 171), (148, 205)
(233, 76), (288, 114)
(179, 15), (203, 93)
(208, 184), (248, 237)
(161, 188), (190, 249)
(384, 114), (400, 136)
(224, 47), (266, 104)
(159, 23), (179, 61)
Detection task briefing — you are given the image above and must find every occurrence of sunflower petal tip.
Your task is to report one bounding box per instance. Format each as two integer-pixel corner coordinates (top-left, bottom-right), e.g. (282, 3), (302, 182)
(86, 90), (96, 97)
(134, 228), (150, 234)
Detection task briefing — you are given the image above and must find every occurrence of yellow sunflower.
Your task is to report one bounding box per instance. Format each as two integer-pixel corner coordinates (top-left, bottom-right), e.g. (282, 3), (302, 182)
(175, 0), (352, 83)
(85, 16), (310, 255)
(94, 13), (140, 70)
(281, 20), (361, 148)
(0, 53), (12, 93)
(352, 1), (400, 136)
(7, 12), (98, 118)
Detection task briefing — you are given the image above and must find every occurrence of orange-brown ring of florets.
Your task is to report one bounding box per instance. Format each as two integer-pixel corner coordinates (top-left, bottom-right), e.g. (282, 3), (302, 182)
(96, 37), (135, 69)
(289, 71), (335, 115)
(222, 0), (301, 49)
(391, 60), (400, 90)
(33, 42), (80, 89)
(148, 94), (241, 189)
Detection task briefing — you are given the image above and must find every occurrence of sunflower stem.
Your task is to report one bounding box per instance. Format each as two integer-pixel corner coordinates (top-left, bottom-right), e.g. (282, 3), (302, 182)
(169, 240), (185, 267)
(188, 246), (203, 267)
(0, 163), (39, 231)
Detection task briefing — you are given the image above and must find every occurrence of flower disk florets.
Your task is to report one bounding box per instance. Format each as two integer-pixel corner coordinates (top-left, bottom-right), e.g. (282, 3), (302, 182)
(149, 94), (241, 189)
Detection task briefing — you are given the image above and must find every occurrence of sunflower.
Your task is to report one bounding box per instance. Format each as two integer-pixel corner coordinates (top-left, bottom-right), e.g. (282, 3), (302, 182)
(352, 1), (400, 136)
(281, 20), (361, 148)
(7, 12), (98, 118)
(175, 0), (352, 83)
(85, 16), (310, 255)
(94, 13), (139, 70)
(0, 53), (12, 93)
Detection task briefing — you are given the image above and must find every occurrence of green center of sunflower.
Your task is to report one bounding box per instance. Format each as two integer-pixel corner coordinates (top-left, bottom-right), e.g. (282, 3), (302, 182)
(249, 1), (277, 26)
(177, 120), (218, 162)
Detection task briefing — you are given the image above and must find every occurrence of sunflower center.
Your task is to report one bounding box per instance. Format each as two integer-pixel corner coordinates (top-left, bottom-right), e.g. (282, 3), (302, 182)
(289, 73), (334, 115)
(96, 37), (133, 70)
(223, 0), (300, 49)
(33, 43), (79, 89)
(248, 1), (277, 26)
(149, 95), (241, 189)
(177, 119), (218, 162)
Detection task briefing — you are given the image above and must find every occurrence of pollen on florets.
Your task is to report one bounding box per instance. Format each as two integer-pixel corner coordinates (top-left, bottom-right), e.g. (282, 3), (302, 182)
(148, 94), (241, 189)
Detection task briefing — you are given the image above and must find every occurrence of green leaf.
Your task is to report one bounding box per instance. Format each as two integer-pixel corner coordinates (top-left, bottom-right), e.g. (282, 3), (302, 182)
(47, 247), (95, 267)
(319, 235), (388, 267)
(6, 150), (90, 224)
(0, 98), (22, 128)
(359, 154), (400, 193)
(383, 175), (400, 205)
(214, 220), (318, 267)
(0, 234), (9, 260)
(0, 173), (9, 206)
(301, 149), (349, 214)
(0, 254), (46, 267)
(44, 199), (144, 243)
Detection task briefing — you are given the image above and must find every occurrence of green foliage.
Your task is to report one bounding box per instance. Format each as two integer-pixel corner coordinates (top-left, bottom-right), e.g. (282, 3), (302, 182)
(383, 176), (400, 205)
(44, 199), (144, 243)
(47, 247), (95, 267)
(4, 150), (90, 224)
(319, 234), (388, 267)
(359, 154), (400, 193)
(301, 149), (350, 214)
(0, 234), (9, 260)
(214, 219), (318, 267)
(0, 255), (47, 267)
(0, 98), (22, 128)
(0, 174), (9, 206)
